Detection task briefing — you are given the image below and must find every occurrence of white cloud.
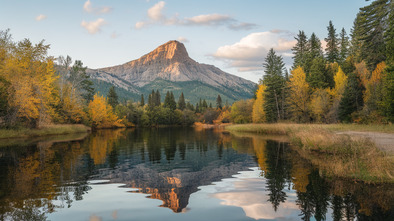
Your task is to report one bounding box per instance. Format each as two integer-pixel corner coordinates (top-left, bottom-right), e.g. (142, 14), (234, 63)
(135, 1), (256, 30)
(177, 36), (189, 43)
(212, 31), (296, 72)
(186, 14), (231, 25)
(81, 18), (107, 34)
(147, 1), (165, 20)
(35, 14), (47, 21)
(83, 0), (112, 14)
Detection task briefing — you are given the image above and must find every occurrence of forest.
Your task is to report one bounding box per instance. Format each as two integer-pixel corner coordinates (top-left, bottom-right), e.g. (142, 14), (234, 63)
(0, 0), (393, 130)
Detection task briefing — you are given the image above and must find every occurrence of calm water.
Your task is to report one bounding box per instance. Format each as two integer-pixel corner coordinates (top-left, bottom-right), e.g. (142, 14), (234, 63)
(0, 128), (393, 221)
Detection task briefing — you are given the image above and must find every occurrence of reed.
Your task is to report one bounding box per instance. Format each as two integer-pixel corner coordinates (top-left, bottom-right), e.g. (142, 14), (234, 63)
(226, 123), (394, 183)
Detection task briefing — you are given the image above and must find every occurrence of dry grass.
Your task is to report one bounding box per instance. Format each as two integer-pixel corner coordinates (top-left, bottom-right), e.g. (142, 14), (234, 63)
(0, 124), (91, 139)
(226, 123), (394, 183)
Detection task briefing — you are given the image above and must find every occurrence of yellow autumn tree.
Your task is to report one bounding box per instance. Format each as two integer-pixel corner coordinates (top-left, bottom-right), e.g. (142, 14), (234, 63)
(252, 84), (267, 123)
(363, 62), (386, 114)
(2, 39), (59, 127)
(288, 66), (310, 122)
(310, 88), (331, 123)
(88, 94), (124, 128)
(327, 66), (348, 122)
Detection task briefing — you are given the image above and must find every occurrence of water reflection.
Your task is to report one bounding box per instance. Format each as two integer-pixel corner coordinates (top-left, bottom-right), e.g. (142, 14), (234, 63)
(0, 128), (393, 220)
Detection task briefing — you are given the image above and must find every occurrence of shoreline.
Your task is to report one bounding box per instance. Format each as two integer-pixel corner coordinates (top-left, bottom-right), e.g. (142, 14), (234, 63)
(0, 124), (91, 140)
(225, 123), (394, 183)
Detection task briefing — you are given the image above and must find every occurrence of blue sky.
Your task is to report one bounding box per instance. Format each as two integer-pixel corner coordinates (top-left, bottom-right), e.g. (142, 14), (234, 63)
(0, 0), (369, 83)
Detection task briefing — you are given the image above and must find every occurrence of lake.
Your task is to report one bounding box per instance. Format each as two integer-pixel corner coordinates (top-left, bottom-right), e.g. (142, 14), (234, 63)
(0, 128), (393, 220)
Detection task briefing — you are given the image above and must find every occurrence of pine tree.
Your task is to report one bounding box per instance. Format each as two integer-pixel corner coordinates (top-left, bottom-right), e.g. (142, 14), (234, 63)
(107, 86), (119, 109)
(325, 20), (340, 63)
(140, 94), (145, 106)
(155, 90), (161, 106)
(353, 0), (390, 70)
(380, 66), (394, 122)
(292, 30), (309, 69)
(216, 94), (222, 109)
(308, 56), (330, 88)
(177, 92), (186, 110)
(338, 72), (365, 122)
(170, 92), (176, 110)
(339, 28), (350, 64)
(202, 99), (208, 109)
(262, 48), (286, 122)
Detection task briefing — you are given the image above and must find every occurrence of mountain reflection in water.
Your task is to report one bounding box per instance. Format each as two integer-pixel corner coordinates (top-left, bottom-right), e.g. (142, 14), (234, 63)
(0, 128), (393, 221)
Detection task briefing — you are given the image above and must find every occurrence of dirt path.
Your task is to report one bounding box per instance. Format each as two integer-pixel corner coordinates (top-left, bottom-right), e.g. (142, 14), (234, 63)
(336, 131), (394, 155)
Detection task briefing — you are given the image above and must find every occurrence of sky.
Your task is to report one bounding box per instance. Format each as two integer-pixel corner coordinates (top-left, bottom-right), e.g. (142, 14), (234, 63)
(0, 0), (369, 83)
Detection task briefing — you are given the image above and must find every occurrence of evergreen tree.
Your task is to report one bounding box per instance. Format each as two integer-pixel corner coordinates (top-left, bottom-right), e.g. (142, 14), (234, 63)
(292, 30), (309, 69)
(325, 20), (340, 63)
(164, 91), (171, 108)
(202, 99), (208, 109)
(216, 94), (222, 109)
(338, 72), (365, 122)
(339, 28), (350, 63)
(177, 92), (186, 110)
(170, 92), (176, 110)
(209, 103), (212, 108)
(386, 1), (394, 66)
(107, 86), (119, 109)
(155, 90), (161, 106)
(262, 48), (286, 122)
(140, 94), (145, 106)
(308, 33), (323, 58)
(353, 0), (390, 70)
(380, 66), (394, 122)
(70, 60), (94, 102)
(308, 56), (330, 88)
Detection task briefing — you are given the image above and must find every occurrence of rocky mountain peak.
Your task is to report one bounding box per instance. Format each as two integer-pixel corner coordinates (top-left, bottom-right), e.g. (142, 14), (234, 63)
(135, 40), (190, 65)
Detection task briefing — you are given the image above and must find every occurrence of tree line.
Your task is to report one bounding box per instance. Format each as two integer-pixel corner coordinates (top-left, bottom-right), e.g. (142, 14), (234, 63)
(1, 0), (392, 128)
(247, 0), (394, 124)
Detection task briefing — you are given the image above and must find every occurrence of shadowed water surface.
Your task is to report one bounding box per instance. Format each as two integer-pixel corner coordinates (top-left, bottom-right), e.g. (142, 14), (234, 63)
(0, 128), (392, 220)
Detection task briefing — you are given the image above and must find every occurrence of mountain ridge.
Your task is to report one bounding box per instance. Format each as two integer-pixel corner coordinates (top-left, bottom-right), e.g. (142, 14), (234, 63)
(87, 40), (256, 104)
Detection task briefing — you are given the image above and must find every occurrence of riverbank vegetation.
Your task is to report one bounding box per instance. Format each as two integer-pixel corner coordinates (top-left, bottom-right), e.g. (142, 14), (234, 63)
(226, 123), (394, 183)
(0, 124), (90, 139)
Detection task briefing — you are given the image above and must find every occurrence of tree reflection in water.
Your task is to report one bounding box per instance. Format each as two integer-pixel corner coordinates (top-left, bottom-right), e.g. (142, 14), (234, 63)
(0, 128), (392, 220)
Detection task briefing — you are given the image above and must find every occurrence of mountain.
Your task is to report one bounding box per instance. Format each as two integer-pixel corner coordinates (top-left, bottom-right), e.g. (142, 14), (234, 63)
(87, 40), (256, 104)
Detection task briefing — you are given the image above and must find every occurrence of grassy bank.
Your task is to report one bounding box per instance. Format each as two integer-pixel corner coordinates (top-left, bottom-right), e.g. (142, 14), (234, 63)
(0, 124), (91, 139)
(226, 123), (394, 183)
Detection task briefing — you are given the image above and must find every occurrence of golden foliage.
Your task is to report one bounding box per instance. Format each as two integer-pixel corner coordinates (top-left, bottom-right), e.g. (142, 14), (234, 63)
(288, 66), (310, 122)
(252, 84), (266, 123)
(88, 94), (124, 128)
(331, 66), (348, 98)
(310, 88), (331, 123)
(1, 39), (59, 127)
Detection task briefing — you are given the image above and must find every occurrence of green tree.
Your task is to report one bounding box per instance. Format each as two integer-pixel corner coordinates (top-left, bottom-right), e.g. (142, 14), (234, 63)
(380, 66), (394, 122)
(308, 56), (330, 88)
(216, 94), (222, 109)
(164, 91), (176, 110)
(339, 28), (350, 64)
(177, 92), (186, 110)
(292, 31), (309, 70)
(325, 20), (340, 63)
(69, 60), (94, 102)
(353, 0), (390, 70)
(338, 72), (365, 122)
(262, 48), (286, 122)
(140, 94), (145, 106)
(107, 86), (119, 109)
